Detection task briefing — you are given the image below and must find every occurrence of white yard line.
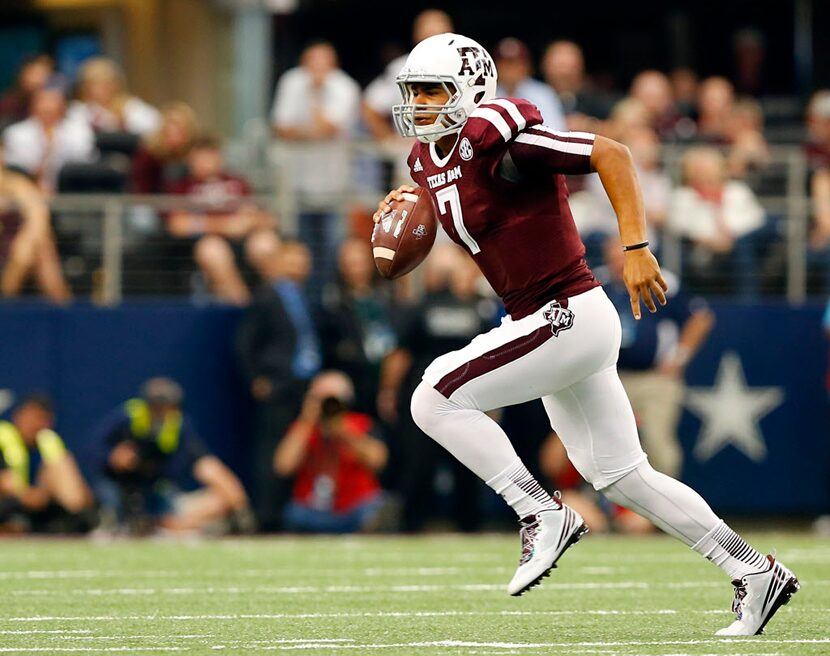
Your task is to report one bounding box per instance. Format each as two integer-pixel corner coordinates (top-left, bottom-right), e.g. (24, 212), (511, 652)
(0, 630), (92, 635)
(4, 608), (785, 622)
(0, 649), (185, 653)
(0, 567), (504, 580)
(207, 638), (830, 651)
(8, 583), (641, 596)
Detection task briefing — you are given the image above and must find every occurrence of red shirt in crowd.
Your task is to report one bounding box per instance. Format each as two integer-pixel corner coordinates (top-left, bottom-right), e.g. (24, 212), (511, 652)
(290, 412), (381, 513)
(165, 173), (251, 210)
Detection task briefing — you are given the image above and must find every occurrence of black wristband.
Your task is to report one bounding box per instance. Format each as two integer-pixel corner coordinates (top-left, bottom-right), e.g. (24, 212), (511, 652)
(622, 241), (649, 252)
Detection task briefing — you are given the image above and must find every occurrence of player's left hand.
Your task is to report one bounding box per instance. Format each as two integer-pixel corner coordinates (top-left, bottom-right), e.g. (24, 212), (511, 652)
(623, 248), (667, 320)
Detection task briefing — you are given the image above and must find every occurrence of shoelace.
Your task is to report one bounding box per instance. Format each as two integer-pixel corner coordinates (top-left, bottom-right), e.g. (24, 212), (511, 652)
(518, 517), (540, 565)
(730, 579), (748, 619)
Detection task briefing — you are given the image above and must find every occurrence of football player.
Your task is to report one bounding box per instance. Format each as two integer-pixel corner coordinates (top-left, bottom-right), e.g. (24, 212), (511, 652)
(374, 33), (798, 636)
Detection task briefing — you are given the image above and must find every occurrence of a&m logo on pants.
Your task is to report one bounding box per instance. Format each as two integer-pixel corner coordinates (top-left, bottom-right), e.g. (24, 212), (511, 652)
(544, 301), (574, 336)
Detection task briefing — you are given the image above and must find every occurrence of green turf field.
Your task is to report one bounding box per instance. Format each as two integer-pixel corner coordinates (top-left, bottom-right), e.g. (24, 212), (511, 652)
(0, 532), (826, 655)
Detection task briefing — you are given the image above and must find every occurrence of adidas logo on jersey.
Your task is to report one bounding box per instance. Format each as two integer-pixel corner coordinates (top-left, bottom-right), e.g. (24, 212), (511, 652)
(413, 158), (423, 172)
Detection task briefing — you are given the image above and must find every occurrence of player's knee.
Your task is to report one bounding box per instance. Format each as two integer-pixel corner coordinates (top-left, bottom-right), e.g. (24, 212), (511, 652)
(194, 235), (234, 273)
(410, 382), (448, 436)
(599, 460), (654, 506)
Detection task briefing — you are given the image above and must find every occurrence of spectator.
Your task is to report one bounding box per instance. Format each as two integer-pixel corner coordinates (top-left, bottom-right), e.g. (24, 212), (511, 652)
(274, 370), (387, 534)
(363, 9), (454, 143)
(540, 40), (613, 130)
(236, 235), (321, 530)
(696, 76), (736, 143)
(271, 40), (360, 305)
(629, 70), (691, 141)
(0, 394), (94, 533)
(597, 236), (715, 478)
(362, 10), (454, 193)
(0, 54), (56, 130)
(732, 28), (767, 97)
(669, 67), (700, 122)
(319, 238), (397, 415)
(165, 134), (274, 306)
(130, 101), (198, 194)
(626, 127), (673, 240)
(2, 83), (95, 194)
(378, 245), (497, 531)
(667, 146), (768, 297)
(494, 37), (566, 129)
(805, 91), (830, 289)
(0, 149), (71, 302)
(725, 97), (771, 181)
(539, 431), (653, 534)
(604, 97), (651, 141)
(68, 57), (160, 136)
(93, 377), (253, 535)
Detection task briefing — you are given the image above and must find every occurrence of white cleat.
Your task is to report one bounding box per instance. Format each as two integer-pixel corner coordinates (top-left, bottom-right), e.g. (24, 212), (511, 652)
(715, 555), (800, 636)
(507, 505), (588, 596)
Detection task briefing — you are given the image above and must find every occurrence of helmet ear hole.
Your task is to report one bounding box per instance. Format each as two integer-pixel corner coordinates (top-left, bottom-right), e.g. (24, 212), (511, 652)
(474, 91), (485, 104)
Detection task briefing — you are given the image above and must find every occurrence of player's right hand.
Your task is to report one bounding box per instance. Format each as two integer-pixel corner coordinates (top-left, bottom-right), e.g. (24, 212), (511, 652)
(373, 185), (416, 223)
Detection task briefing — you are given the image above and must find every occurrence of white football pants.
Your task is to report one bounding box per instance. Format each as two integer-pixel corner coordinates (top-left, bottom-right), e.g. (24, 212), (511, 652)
(413, 286), (646, 489)
(410, 286), (749, 562)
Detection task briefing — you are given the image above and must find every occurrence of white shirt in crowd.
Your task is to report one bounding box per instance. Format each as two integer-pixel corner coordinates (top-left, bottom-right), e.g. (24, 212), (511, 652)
(496, 78), (567, 130)
(271, 66), (360, 209)
(668, 181), (765, 242)
(3, 115), (96, 188)
(67, 97), (161, 136)
(364, 55), (408, 118)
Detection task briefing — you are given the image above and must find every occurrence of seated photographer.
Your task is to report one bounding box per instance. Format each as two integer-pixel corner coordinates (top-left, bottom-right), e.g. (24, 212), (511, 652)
(0, 394), (94, 533)
(274, 370), (387, 533)
(93, 377), (253, 535)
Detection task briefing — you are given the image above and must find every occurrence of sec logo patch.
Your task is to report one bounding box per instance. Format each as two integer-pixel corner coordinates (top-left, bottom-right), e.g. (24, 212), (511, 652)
(459, 137), (474, 161)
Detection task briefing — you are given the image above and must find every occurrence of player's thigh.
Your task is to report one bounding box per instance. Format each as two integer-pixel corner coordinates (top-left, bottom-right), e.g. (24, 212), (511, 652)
(541, 365), (646, 489)
(421, 287), (621, 412)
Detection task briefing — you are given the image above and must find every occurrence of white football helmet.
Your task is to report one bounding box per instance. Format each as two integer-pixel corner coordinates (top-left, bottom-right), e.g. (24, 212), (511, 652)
(393, 33), (498, 143)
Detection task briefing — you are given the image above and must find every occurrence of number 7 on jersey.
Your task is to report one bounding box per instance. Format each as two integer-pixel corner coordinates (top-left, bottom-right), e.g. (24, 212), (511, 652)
(435, 184), (481, 254)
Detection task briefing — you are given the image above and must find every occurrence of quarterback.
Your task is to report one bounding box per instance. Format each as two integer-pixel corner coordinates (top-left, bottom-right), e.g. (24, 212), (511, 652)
(374, 33), (798, 635)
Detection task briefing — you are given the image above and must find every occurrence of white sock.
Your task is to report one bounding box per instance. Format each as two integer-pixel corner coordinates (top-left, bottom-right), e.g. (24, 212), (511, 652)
(692, 521), (769, 580)
(410, 383), (557, 518)
(486, 458), (560, 518)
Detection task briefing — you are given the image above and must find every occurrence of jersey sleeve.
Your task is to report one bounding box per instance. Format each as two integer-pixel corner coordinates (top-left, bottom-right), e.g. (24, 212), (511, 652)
(465, 98), (544, 151)
(508, 125), (596, 176)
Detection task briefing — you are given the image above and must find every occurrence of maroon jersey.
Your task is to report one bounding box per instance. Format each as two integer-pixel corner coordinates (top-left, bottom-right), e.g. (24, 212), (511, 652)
(407, 97), (599, 319)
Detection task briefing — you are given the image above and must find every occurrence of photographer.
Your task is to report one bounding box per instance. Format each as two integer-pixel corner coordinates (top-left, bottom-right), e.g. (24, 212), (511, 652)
(93, 377), (253, 535)
(274, 370), (387, 533)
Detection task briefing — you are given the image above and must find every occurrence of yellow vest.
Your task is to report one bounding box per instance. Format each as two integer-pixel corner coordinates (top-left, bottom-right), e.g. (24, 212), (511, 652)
(124, 399), (182, 454)
(0, 420), (66, 489)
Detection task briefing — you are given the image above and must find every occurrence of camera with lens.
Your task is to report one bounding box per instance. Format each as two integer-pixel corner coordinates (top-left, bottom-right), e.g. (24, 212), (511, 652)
(320, 396), (348, 420)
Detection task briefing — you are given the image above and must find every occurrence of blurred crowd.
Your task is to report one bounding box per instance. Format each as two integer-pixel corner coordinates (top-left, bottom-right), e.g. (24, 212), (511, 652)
(0, 11), (829, 303)
(1, 11), (830, 534)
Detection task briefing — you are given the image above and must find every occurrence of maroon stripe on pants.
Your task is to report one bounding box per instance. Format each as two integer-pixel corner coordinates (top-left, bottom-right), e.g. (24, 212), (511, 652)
(434, 326), (554, 398)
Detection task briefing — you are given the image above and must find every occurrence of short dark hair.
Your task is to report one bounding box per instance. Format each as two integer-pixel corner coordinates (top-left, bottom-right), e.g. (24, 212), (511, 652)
(18, 392), (54, 415)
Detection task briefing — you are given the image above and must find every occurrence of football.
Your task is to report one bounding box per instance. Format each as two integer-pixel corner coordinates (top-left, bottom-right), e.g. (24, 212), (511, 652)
(371, 187), (438, 279)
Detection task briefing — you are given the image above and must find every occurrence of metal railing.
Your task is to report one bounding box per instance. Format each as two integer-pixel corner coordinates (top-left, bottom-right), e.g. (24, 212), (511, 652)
(31, 141), (820, 305)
